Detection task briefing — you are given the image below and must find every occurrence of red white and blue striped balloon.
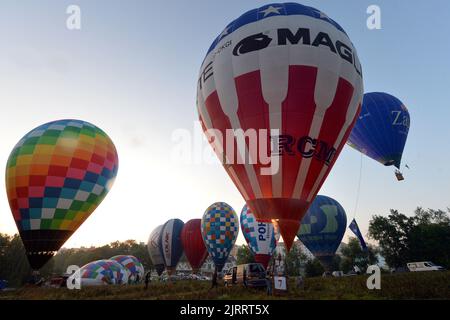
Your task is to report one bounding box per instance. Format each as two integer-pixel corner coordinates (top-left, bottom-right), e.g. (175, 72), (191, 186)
(197, 3), (363, 250)
(160, 219), (184, 275)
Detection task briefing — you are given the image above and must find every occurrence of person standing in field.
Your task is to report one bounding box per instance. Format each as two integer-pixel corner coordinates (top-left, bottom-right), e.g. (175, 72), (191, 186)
(144, 271), (151, 290)
(296, 275), (304, 289)
(210, 269), (218, 290)
(266, 276), (273, 296)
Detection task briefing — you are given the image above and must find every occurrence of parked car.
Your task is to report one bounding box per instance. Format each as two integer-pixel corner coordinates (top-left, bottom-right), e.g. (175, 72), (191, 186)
(332, 271), (344, 277)
(224, 263), (266, 288)
(407, 261), (445, 272)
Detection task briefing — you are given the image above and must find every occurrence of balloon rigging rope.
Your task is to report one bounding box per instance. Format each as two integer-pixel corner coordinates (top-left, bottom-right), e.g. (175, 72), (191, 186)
(352, 153), (363, 220)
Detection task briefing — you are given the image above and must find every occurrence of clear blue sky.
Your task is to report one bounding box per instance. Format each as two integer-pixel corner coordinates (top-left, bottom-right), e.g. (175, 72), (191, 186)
(0, 0), (449, 247)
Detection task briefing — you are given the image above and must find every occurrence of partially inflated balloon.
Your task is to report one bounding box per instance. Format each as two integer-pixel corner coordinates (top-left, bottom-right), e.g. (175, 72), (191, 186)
(197, 3), (363, 251)
(347, 92), (410, 169)
(181, 219), (208, 273)
(201, 202), (239, 272)
(6, 119), (118, 269)
(240, 205), (276, 269)
(160, 219), (184, 275)
(110, 255), (145, 282)
(297, 195), (346, 271)
(147, 225), (165, 276)
(78, 259), (128, 286)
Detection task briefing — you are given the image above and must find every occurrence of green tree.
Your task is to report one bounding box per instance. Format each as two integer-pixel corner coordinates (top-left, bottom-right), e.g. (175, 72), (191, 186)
(339, 237), (378, 273)
(304, 258), (324, 277)
(368, 209), (414, 268)
(0, 233), (54, 287)
(236, 245), (254, 265)
(369, 207), (450, 269)
(285, 242), (308, 276)
(0, 235), (154, 287)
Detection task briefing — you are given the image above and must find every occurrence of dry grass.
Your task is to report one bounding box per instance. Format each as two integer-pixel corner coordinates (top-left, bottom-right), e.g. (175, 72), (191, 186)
(1, 271), (449, 300)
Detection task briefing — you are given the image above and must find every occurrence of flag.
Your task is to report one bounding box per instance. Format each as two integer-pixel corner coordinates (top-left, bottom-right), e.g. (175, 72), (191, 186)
(349, 219), (368, 251)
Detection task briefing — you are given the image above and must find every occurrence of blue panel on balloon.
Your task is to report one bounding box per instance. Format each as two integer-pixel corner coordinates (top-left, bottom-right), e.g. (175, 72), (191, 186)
(298, 195), (347, 257)
(348, 92), (410, 169)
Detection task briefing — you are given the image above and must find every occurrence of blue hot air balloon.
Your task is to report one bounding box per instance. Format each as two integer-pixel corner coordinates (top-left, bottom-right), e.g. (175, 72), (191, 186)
(297, 195), (347, 271)
(159, 219), (184, 275)
(347, 92), (410, 175)
(240, 205), (277, 269)
(201, 202), (239, 272)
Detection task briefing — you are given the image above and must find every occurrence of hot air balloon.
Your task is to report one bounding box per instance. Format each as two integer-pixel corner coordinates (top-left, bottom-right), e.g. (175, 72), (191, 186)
(110, 255), (145, 283)
(196, 3), (363, 251)
(297, 195), (347, 271)
(5, 119), (119, 270)
(147, 225), (165, 276)
(347, 92), (410, 179)
(78, 259), (128, 286)
(159, 219), (184, 275)
(201, 202), (239, 272)
(181, 219), (208, 273)
(240, 205), (277, 269)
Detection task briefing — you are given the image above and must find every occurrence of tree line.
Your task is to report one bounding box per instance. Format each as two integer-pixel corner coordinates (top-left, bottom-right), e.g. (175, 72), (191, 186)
(236, 207), (450, 276)
(1, 207), (448, 287)
(0, 237), (153, 287)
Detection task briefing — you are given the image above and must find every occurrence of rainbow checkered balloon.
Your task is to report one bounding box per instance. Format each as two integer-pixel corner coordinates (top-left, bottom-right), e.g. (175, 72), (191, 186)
(201, 202), (239, 272)
(110, 255), (145, 282)
(79, 259), (128, 285)
(5, 119), (119, 270)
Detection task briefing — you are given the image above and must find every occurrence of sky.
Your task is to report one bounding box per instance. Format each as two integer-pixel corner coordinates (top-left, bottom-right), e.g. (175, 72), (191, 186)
(0, 0), (449, 249)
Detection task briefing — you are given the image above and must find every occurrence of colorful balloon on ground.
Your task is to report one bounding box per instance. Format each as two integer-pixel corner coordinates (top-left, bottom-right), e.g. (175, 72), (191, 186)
(147, 225), (165, 276)
(181, 219), (208, 273)
(78, 259), (128, 286)
(196, 3), (363, 251)
(160, 219), (184, 275)
(240, 205), (277, 269)
(110, 255), (145, 283)
(348, 92), (410, 169)
(201, 202), (239, 272)
(297, 195), (347, 271)
(5, 119), (119, 269)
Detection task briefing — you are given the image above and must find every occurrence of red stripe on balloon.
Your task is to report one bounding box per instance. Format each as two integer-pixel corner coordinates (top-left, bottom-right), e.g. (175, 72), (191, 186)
(301, 77), (355, 200)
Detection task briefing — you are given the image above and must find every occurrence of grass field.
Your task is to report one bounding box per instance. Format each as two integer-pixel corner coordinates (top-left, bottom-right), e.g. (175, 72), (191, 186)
(1, 271), (449, 300)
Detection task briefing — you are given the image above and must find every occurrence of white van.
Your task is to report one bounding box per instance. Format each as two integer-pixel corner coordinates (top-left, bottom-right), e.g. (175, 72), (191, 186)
(407, 261), (445, 272)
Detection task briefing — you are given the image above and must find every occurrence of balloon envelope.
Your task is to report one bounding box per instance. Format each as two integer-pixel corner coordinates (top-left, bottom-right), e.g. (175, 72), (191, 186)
(240, 205), (277, 269)
(201, 202), (239, 272)
(110, 255), (145, 282)
(160, 219), (184, 274)
(78, 259), (128, 286)
(181, 219), (208, 273)
(348, 92), (410, 169)
(5, 119), (119, 269)
(197, 3), (363, 251)
(297, 195), (347, 271)
(147, 225), (165, 276)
